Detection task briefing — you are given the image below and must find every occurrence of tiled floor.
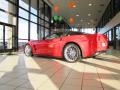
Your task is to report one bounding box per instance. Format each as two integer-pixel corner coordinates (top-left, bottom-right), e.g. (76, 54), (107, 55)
(0, 49), (120, 90)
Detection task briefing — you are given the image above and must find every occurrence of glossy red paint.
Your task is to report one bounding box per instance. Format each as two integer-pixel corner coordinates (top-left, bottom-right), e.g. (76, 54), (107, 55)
(27, 32), (108, 58)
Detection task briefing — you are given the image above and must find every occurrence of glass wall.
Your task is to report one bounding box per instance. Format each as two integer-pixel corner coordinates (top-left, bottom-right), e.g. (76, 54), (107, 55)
(115, 26), (120, 49)
(96, 0), (120, 32)
(30, 22), (37, 40)
(0, 0), (51, 51)
(0, 25), (3, 50)
(104, 30), (113, 46)
(104, 25), (120, 49)
(18, 0), (51, 48)
(18, 18), (29, 40)
(18, 0), (30, 45)
(0, 0), (17, 25)
(0, 0), (17, 51)
(97, 0), (120, 50)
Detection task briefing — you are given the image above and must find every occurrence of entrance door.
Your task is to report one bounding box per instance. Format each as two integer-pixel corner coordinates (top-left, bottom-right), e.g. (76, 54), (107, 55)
(5, 26), (13, 50)
(0, 22), (16, 52)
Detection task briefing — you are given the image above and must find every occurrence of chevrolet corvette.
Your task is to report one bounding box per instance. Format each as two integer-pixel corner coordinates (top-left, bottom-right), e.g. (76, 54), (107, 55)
(24, 31), (108, 62)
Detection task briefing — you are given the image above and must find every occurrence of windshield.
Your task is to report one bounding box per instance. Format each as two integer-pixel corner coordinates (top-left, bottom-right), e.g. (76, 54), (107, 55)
(45, 32), (64, 39)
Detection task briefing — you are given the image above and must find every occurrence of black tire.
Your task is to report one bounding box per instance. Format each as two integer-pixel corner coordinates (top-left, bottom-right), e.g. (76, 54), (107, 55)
(63, 43), (81, 63)
(24, 44), (33, 56)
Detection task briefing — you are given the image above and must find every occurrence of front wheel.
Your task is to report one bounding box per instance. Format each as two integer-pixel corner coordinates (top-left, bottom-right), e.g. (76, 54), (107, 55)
(63, 43), (81, 63)
(24, 44), (33, 56)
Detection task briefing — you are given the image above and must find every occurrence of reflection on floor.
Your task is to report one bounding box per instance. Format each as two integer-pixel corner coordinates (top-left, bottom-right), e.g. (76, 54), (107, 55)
(0, 49), (120, 90)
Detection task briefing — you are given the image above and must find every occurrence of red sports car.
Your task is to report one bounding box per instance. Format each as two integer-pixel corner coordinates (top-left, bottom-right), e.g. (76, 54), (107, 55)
(24, 31), (108, 62)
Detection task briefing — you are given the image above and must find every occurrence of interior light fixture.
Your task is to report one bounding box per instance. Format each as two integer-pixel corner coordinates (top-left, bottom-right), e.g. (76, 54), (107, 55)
(69, 17), (75, 24)
(51, 20), (53, 23)
(80, 19), (83, 22)
(88, 3), (92, 6)
(68, 2), (77, 8)
(53, 5), (60, 13)
(76, 14), (79, 17)
(88, 13), (91, 16)
(72, 4), (76, 8)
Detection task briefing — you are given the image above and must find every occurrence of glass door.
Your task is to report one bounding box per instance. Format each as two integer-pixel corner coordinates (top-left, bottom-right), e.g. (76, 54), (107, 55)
(5, 26), (13, 50)
(0, 23), (16, 52)
(0, 25), (4, 50)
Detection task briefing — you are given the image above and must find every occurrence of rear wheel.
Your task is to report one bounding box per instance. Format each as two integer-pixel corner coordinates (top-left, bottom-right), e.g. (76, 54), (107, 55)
(63, 43), (81, 63)
(24, 44), (32, 56)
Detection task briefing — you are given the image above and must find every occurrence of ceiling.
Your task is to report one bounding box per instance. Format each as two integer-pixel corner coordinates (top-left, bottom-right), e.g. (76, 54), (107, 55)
(49, 0), (111, 28)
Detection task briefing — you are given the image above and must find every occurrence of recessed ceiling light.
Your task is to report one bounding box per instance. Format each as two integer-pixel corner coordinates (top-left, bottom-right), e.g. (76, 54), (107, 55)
(80, 19), (83, 22)
(51, 20), (53, 23)
(88, 13), (91, 16)
(88, 3), (92, 6)
(76, 14), (79, 17)
(88, 22), (90, 25)
(72, 5), (76, 8)
(68, 2), (77, 8)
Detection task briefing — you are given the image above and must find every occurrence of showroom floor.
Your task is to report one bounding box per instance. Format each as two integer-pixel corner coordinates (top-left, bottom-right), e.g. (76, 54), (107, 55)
(0, 49), (120, 90)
